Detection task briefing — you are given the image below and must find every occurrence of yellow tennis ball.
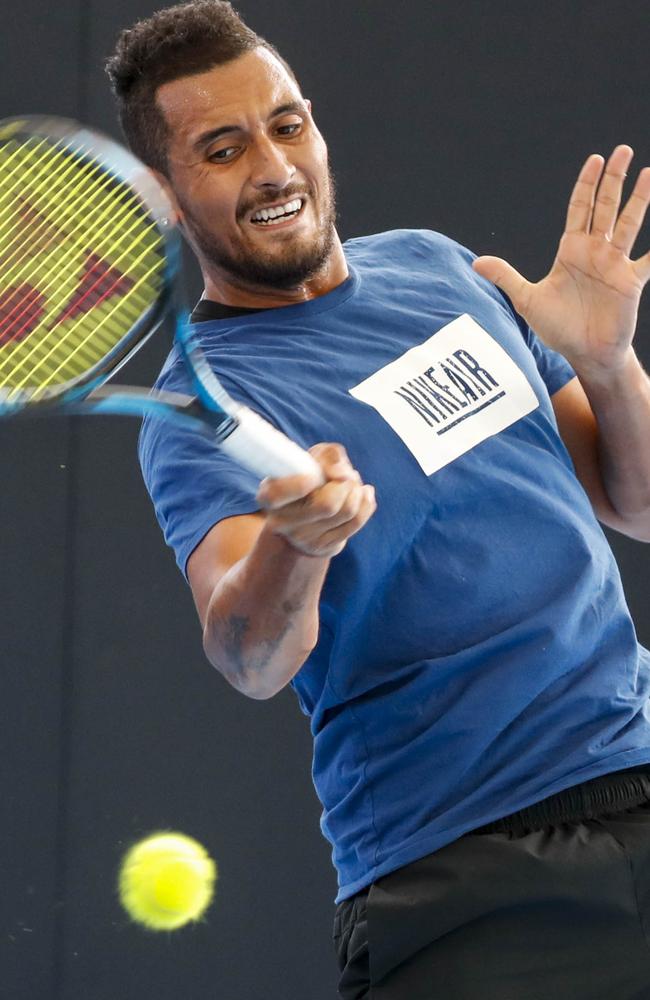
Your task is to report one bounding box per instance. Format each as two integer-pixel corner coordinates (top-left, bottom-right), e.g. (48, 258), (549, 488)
(118, 832), (217, 931)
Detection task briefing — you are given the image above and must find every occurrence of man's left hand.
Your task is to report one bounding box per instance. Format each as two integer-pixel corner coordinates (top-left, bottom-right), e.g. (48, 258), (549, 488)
(472, 145), (650, 381)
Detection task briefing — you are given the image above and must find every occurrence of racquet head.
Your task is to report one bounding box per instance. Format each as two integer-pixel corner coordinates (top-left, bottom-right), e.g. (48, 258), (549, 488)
(0, 115), (325, 484)
(0, 115), (177, 410)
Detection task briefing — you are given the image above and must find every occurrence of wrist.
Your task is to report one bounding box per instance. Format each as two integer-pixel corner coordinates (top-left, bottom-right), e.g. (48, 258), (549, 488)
(572, 347), (642, 395)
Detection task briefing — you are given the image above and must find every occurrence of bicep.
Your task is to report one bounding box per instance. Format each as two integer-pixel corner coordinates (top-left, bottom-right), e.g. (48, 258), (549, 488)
(551, 376), (631, 535)
(187, 512), (266, 627)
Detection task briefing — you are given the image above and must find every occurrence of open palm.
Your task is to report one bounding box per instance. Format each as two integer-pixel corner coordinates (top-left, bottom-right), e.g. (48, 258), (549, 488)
(472, 146), (650, 378)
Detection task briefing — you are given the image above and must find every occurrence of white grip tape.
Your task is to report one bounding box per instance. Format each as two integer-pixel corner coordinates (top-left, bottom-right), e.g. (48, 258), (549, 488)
(219, 406), (323, 482)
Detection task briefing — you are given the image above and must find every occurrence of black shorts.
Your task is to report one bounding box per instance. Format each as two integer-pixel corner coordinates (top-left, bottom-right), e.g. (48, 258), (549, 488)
(333, 767), (650, 999)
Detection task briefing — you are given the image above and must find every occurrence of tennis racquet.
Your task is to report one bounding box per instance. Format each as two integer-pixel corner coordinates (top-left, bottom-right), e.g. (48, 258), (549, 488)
(0, 115), (322, 482)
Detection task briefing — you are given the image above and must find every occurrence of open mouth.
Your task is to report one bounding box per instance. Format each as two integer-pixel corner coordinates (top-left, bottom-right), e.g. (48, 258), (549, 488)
(249, 197), (305, 228)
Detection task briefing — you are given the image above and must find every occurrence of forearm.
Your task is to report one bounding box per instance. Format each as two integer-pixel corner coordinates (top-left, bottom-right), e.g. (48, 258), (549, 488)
(577, 347), (650, 524)
(203, 524), (330, 700)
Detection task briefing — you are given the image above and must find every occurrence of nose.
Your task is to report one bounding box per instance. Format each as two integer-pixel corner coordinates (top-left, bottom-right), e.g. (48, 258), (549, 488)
(248, 133), (296, 190)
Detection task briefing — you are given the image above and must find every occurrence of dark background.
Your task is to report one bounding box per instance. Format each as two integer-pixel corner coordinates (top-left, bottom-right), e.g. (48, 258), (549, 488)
(1, 2), (649, 998)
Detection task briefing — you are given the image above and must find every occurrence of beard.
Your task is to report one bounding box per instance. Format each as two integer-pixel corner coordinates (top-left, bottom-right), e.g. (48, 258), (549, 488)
(179, 165), (338, 291)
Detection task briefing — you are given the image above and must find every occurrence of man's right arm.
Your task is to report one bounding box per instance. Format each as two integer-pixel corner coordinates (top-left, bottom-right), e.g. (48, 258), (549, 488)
(187, 444), (376, 700)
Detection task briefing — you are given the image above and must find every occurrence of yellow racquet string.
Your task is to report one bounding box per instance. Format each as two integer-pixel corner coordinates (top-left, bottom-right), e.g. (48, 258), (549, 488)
(0, 137), (161, 376)
(0, 138), (90, 252)
(0, 209), (160, 384)
(0, 136), (164, 393)
(0, 139), (56, 248)
(0, 136), (59, 236)
(0, 140), (134, 288)
(9, 222), (162, 386)
(14, 243), (163, 392)
(0, 139), (158, 334)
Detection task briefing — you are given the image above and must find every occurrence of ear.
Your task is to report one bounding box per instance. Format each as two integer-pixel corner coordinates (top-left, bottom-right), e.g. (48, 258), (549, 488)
(305, 99), (312, 114)
(147, 167), (184, 227)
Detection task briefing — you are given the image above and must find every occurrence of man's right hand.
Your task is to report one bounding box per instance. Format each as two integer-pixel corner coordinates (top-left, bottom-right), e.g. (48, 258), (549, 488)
(256, 442), (376, 558)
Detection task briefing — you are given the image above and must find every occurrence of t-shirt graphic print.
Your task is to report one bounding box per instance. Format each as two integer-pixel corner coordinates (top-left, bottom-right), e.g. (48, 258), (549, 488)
(349, 314), (539, 475)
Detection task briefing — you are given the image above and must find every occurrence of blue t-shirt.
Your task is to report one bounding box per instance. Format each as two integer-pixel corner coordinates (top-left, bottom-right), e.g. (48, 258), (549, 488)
(139, 229), (650, 903)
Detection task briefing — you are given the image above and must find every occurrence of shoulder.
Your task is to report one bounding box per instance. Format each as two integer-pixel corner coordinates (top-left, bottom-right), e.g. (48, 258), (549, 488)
(136, 348), (190, 472)
(343, 228), (476, 265)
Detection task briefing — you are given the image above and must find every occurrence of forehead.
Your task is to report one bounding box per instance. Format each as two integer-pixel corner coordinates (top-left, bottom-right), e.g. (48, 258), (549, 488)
(156, 47), (302, 147)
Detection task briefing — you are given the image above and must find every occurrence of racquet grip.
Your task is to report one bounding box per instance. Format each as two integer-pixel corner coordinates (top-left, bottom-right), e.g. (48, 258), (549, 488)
(219, 406), (325, 483)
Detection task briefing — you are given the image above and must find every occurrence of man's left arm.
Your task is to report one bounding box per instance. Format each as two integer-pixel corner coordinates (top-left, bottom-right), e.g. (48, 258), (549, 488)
(551, 357), (650, 541)
(471, 143), (650, 541)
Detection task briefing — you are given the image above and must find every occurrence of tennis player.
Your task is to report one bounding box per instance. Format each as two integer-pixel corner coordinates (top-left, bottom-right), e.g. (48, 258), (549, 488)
(107, 3), (650, 996)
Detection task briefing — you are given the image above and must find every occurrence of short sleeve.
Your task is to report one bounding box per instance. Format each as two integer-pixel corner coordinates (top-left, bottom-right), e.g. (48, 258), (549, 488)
(418, 229), (577, 397)
(497, 288), (576, 397)
(137, 359), (261, 582)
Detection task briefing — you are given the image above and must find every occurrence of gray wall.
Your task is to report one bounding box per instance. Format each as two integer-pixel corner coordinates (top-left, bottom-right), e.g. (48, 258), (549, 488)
(1, 2), (649, 998)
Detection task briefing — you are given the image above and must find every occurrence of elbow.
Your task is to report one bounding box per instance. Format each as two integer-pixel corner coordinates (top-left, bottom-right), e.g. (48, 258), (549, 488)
(202, 635), (312, 701)
(619, 519), (650, 543)
(625, 518), (650, 543)
(222, 658), (281, 700)
(201, 599), (316, 700)
(598, 502), (650, 543)
(242, 643), (315, 699)
(239, 678), (286, 701)
(200, 636), (258, 698)
(213, 662), (300, 701)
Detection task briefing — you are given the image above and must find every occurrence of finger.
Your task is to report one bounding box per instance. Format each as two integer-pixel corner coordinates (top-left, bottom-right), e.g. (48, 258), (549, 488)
(563, 153), (604, 234)
(309, 442), (360, 481)
(291, 484), (377, 557)
(612, 165), (650, 258)
(590, 144), (634, 239)
(257, 468), (324, 508)
(285, 485), (368, 544)
(632, 244), (650, 286)
(312, 485), (377, 547)
(472, 256), (532, 315)
(267, 478), (361, 527)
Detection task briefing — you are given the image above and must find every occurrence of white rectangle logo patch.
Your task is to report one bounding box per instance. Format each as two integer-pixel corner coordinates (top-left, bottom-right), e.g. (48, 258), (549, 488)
(349, 314), (539, 475)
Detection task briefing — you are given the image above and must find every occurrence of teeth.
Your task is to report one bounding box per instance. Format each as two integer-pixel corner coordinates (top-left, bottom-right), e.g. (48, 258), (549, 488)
(252, 198), (302, 223)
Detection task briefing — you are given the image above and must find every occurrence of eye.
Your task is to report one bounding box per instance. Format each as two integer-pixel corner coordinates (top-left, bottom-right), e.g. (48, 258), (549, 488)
(206, 120), (302, 162)
(276, 123), (302, 137)
(208, 146), (239, 162)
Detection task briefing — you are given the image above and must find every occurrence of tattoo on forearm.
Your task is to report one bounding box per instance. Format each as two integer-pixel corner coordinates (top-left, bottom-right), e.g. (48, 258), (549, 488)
(223, 615), (250, 674)
(219, 593), (306, 677)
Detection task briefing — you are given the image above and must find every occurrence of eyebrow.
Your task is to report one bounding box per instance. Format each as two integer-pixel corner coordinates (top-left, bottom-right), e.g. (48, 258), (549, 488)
(192, 101), (306, 151)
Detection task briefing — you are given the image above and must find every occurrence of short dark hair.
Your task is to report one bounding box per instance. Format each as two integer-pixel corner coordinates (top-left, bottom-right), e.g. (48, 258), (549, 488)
(105, 0), (298, 176)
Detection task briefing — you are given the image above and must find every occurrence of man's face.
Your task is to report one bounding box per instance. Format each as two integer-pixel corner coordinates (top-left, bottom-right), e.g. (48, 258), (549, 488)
(156, 47), (337, 292)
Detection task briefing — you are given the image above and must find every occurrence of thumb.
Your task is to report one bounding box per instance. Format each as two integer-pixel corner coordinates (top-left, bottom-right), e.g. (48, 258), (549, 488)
(472, 256), (531, 313)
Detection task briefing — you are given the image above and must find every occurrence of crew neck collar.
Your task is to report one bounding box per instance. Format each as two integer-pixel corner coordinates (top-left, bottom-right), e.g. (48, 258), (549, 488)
(190, 266), (360, 327)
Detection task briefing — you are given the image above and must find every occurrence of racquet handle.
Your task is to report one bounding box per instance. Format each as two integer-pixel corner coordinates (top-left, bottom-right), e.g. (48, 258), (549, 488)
(220, 406), (325, 484)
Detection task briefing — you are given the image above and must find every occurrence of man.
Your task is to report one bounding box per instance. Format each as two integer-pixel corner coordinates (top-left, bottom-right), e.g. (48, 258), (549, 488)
(107, 3), (650, 997)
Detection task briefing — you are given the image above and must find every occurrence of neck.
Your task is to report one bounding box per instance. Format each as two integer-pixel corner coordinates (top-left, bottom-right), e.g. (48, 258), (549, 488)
(200, 235), (348, 309)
